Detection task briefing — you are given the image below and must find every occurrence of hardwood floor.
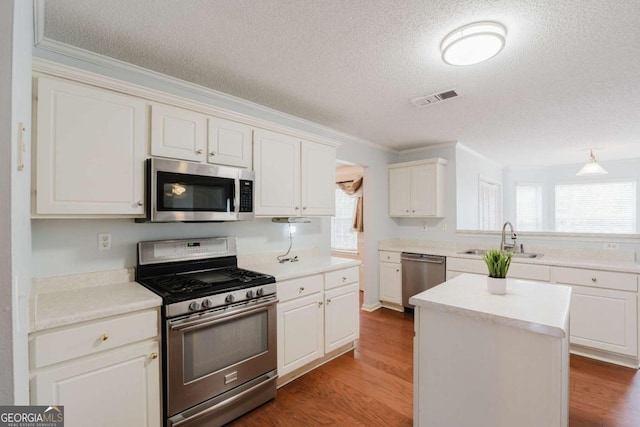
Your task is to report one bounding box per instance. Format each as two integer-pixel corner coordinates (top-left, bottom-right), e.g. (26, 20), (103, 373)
(230, 299), (639, 426)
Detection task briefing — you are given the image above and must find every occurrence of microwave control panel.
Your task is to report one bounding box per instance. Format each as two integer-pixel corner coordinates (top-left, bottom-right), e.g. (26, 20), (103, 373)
(239, 180), (253, 212)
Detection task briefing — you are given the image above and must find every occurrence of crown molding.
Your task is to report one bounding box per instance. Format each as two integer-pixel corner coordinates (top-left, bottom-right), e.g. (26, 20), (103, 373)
(32, 15), (394, 152)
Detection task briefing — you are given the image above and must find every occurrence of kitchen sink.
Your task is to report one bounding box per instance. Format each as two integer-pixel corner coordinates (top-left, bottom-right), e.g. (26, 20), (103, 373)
(457, 249), (543, 259)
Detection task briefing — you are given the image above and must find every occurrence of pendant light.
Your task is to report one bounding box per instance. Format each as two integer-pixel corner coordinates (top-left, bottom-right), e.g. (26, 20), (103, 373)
(441, 22), (506, 66)
(576, 150), (608, 176)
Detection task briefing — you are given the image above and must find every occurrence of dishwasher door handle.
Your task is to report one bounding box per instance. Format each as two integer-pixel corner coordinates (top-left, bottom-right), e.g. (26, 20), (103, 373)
(401, 255), (445, 264)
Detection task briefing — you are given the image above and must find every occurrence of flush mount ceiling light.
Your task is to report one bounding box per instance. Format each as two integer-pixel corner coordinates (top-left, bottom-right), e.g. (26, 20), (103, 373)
(441, 21), (506, 66)
(576, 149), (608, 176)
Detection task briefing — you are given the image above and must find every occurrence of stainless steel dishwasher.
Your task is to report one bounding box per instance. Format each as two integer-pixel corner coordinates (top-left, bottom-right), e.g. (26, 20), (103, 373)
(401, 252), (446, 309)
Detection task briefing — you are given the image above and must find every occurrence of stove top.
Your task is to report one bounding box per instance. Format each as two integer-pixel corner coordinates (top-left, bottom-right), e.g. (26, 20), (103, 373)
(135, 237), (276, 316)
(139, 267), (275, 304)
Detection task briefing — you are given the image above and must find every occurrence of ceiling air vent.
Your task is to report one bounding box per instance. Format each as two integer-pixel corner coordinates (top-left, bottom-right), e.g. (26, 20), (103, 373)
(410, 89), (460, 108)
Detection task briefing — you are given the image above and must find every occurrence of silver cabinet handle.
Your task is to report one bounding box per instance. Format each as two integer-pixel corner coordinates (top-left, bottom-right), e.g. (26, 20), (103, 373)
(342, 277), (347, 282)
(406, 210), (409, 213)
(326, 299), (331, 305)
(209, 151), (216, 156)
(137, 200), (144, 206)
(591, 277), (597, 283)
(100, 334), (109, 341)
(298, 287), (305, 293)
(318, 301), (323, 307)
(295, 206), (300, 210)
(150, 353), (158, 360)
(196, 149), (203, 155)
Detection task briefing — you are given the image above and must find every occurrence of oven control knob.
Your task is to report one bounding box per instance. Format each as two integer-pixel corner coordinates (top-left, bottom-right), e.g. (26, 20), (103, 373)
(256, 288), (265, 297)
(188, 301), (200, 311)
(225, 294), (235, 303)
(202, 299), (213, 309)
(246, 290), (255, 299)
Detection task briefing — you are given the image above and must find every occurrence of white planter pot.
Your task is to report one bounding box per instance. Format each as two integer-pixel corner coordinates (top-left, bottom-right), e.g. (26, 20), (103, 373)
(487, 277), (507, 295)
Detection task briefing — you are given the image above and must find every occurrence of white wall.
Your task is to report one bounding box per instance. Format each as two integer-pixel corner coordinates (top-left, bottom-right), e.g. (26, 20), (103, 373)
(335, 143), (398, 308)
(1, 0), (33, 405)
(0, 0), (15, 405)
(456, 143), (504, 229)
(32, 218), (328, 277)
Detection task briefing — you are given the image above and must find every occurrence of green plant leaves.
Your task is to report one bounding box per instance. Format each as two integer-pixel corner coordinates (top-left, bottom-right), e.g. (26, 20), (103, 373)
(482, 249), (512, 278)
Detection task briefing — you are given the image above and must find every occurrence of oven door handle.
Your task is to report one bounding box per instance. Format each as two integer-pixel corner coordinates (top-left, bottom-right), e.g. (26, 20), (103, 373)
(170, 372), (277, 427)
(169, 298), (277, 332)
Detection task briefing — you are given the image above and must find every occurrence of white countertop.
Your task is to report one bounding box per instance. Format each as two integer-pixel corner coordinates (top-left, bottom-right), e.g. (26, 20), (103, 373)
(409, 273), (572, 338)
(379, 240), (640, 274)
(30, 269), (162, 333)
(239, 255), (360, 281)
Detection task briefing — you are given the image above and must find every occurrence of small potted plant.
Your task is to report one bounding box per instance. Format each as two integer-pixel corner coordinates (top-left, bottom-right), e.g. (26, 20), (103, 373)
(483, 249), (512, 294)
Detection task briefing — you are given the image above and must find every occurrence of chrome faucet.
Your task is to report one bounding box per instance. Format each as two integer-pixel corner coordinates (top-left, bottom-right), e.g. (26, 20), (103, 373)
(500, 221), (517, 252)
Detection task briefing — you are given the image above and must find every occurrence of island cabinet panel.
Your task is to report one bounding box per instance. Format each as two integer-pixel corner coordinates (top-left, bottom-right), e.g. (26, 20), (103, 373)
(35, 76), (147, 216)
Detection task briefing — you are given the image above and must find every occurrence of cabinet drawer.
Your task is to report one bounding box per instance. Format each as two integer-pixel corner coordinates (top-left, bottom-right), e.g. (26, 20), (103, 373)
(325, 267), (359, 290)
(554, 267), (638, 292)
(379, 251), (401, 263)
(31, 309), (158, 369)
(277, 275), (323, 303)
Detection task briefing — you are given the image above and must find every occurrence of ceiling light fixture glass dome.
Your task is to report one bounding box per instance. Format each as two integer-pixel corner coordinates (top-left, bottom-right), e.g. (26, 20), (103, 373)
(441, 22), (506, 66)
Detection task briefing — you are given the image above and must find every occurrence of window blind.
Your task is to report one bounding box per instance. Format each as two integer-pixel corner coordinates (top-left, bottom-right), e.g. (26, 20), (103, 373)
(516, 183), (543, 231)
(331, 189), (358, 251)
(555, 180), (636, 233)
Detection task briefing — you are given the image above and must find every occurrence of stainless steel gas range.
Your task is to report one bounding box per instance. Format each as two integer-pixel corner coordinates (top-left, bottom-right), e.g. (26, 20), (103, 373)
(136, 237), (277, 427)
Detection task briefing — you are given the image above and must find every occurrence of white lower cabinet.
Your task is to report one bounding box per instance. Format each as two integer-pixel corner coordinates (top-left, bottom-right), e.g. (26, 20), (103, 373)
(554, 267), (638, 359)
(29, 309), (161, 427)
(276, 267), (360, 379)
(378, 251), (402, 307)
(277, 292), (324, 376)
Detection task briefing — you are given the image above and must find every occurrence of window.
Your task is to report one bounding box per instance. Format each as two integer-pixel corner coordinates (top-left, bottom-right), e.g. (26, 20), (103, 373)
(478, 177), (501, 230)
(516, 183), (543, 231)
(555, 180), (636, 233)
(331, 189), (358, 252)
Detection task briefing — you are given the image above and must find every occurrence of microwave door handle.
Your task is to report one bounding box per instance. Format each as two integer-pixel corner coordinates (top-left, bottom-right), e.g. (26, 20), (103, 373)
(233, 178), (240, 214)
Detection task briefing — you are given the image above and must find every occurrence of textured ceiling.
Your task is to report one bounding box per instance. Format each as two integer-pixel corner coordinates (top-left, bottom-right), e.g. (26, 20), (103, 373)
(42, 0), (640, 166)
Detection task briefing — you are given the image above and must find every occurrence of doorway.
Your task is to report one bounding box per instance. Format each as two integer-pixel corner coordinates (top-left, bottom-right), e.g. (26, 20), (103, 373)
(331, 162), (365, 291)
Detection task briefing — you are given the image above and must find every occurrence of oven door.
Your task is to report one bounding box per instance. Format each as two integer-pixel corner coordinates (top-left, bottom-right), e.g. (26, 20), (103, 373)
(166, 296), (277, 417)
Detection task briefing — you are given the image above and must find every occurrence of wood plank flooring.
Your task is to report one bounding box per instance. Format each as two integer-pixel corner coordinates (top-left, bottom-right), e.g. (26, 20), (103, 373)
(229, 298), (639, 426)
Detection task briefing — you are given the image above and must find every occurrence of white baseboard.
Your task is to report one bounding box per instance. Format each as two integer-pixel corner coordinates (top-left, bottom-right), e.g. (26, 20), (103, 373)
(361, 302), (382, 312)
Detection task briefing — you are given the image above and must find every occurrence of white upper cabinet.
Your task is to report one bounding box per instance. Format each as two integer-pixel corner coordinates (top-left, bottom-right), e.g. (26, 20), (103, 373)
(388, 158), (447, 218)
(207, 117), (253, 168)
(301, 141), (335, 215)
(34, 77), (147, 216)
(254, 129), (336, 217)
(150, 103), (207, 162)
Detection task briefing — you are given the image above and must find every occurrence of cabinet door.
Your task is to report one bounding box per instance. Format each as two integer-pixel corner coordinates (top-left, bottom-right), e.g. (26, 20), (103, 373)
(301, 141), (336, 216)
(389, 168), (411, 217)
(253, 129), (300, 216)
(410, 164), (438, 216)
(207, 117), (253, 168)
(32, 340), (160, 427)
(277, 293), (324, 376)
(35, 77), (146, 215)
(379, 262), (402, 304)
(569, 285), (638, 357)
(150, 103), (207, 162)
(325, 283), (360, 353)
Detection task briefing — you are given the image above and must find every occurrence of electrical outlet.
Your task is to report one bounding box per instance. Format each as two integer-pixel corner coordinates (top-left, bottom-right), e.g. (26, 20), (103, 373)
(603, 242), (619, 250)
(98, 233), (112, 251)
(421, 223), (428, 232)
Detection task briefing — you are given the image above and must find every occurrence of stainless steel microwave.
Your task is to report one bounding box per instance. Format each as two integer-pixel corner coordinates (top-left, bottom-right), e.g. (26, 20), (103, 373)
(137, 158), (255, 222)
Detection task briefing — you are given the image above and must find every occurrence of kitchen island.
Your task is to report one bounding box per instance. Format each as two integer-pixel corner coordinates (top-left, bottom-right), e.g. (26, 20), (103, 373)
(409, 273), (572, 427)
